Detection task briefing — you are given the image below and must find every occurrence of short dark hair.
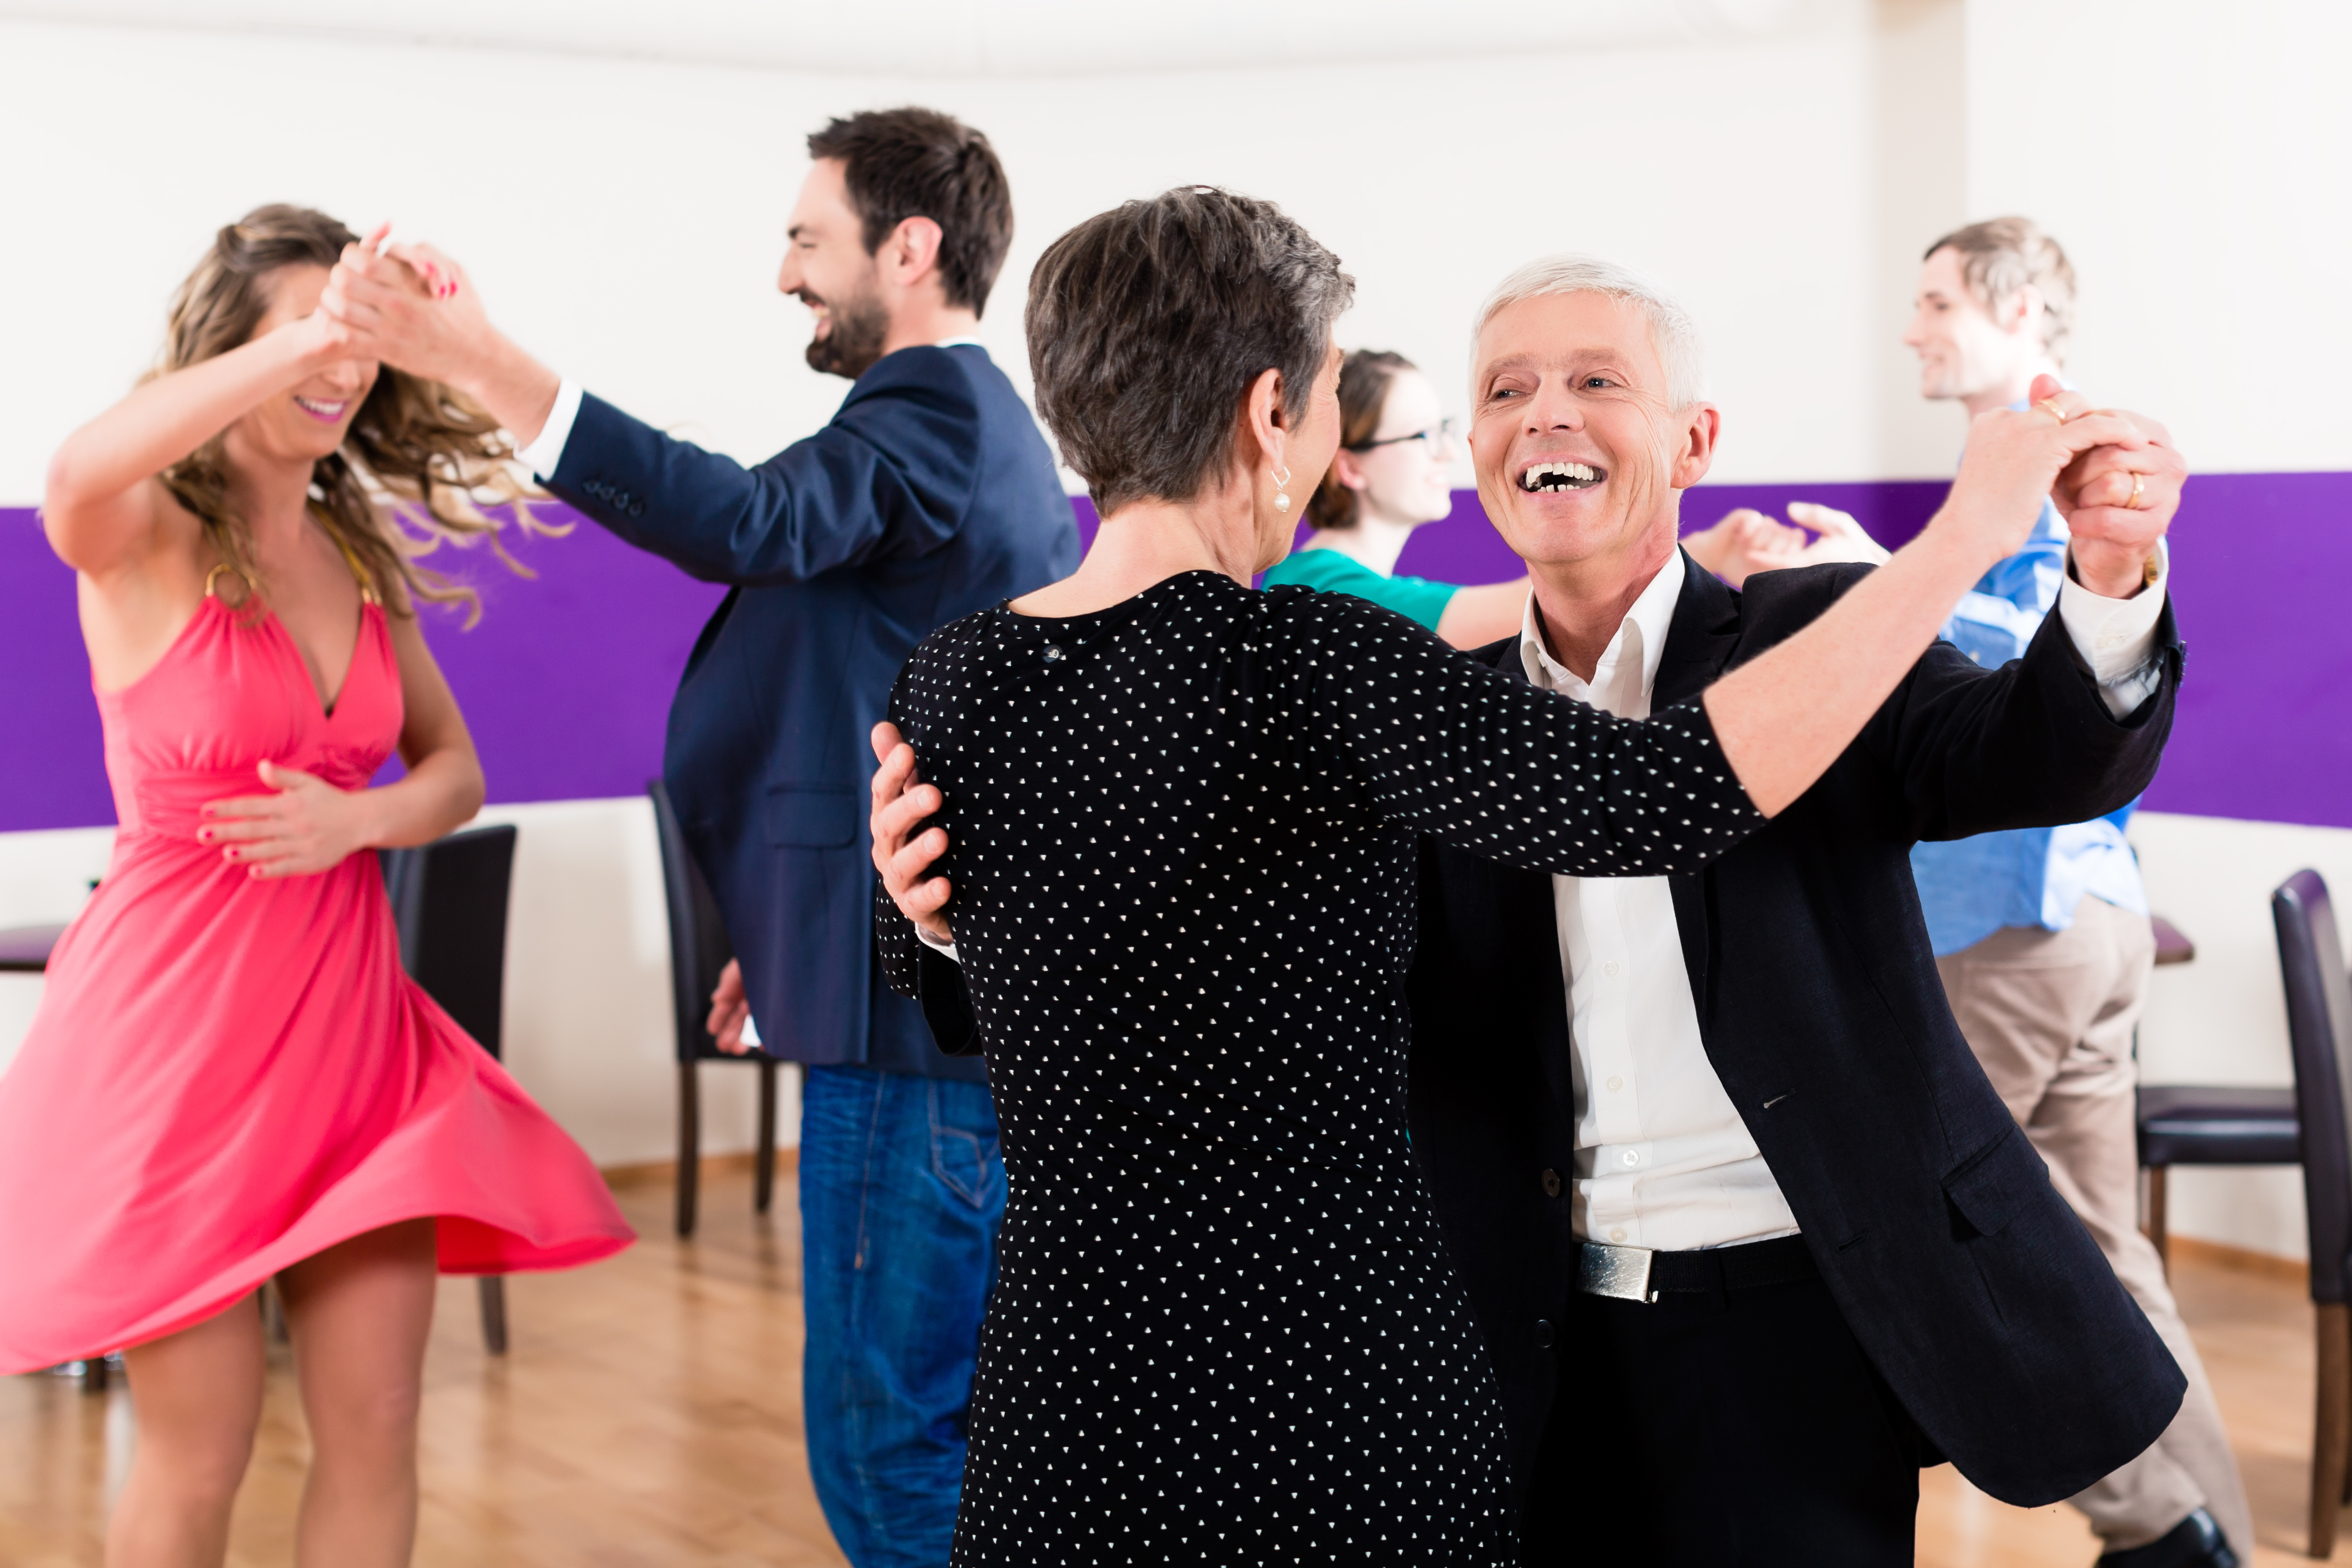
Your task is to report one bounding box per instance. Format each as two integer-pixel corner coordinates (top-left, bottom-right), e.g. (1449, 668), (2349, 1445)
(1924, 216), (2077, 363)
(1306, 350), (1414, 531)
(1027, 187), (1355, 515)
(807, 107), (1012, 316)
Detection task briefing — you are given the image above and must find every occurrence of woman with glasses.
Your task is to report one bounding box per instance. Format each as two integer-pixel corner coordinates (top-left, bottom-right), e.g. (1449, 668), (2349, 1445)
(1262, 348), (1528, 647)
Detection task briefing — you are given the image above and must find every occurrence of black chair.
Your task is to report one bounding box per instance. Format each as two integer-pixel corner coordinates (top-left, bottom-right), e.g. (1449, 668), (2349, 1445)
(381, 824), (520, 1356)
(648, 779), (780, 1238)
(2136, 912), (2301, 1269)
(2275, 868), (2352, 1557)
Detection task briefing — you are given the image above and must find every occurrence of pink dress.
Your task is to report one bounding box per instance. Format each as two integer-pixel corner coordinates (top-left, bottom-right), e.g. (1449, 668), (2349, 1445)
(0, 589), (634, 1371)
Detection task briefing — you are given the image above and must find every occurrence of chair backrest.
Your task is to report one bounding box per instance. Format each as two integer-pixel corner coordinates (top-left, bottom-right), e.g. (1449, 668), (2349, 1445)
(647, 779), (736, 1063)
(381, 824), (518, 1060)
(2276, 869), (2352, 1303)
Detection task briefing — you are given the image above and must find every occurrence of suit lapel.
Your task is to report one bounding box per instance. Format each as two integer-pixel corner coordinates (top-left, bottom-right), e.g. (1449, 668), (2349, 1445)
(1655, 552), (1744, 1022)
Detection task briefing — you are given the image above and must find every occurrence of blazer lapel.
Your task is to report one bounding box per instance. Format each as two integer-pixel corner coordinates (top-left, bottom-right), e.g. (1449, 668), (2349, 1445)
(1656, 551), (1744, 1023)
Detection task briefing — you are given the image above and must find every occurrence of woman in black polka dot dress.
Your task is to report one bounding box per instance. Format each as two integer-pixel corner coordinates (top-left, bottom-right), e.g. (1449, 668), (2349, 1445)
(873, 190), (2065, 1564)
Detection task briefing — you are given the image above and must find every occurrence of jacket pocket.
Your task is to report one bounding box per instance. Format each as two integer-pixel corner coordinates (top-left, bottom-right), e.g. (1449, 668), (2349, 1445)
(1941, 1124), (2050, 1239)
(765, 785), (856, 849)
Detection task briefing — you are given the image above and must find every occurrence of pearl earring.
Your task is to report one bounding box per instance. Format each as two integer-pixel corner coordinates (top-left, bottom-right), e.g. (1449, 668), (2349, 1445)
(1272, 462), (1293, 512)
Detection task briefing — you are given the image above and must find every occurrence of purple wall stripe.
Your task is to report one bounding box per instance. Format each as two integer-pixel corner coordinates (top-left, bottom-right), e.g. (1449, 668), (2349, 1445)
(5, 472), (2346, 833)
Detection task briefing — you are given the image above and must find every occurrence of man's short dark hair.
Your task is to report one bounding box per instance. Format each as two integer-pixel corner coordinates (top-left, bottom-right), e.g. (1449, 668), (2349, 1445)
(1027, 187), (1355, 515)
(807, 107), (1012, 316)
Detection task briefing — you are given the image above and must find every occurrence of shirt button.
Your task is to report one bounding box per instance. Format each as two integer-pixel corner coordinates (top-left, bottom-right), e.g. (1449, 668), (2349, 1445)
(1621, 1150), (1640, 1167)
(1608, 1227), (1627, 1243)
(1606, 1075), (1623, 1092)
(1533, 1318), (1555, 1350)
(1541, 1168), (1562, 1198)
(1043, 644), (1064, 663)
(1604, 961), (1620, 977)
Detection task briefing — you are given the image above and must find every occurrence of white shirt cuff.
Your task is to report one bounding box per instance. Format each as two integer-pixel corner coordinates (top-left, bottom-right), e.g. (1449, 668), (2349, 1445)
(515, 377), (584, 481)
(2058, 539), (2169, 718)
(916, 923), (960, 964)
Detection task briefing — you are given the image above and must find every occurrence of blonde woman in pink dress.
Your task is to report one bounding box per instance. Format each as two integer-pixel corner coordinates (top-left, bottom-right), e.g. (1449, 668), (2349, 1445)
(0, 205), (634, 1567)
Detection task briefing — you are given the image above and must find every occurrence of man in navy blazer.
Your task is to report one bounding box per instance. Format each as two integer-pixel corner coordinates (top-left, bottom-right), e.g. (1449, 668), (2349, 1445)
(326, 108), (1079, 1566)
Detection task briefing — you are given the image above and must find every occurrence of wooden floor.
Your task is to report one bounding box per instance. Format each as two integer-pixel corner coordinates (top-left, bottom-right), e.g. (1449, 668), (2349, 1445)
(0, 1167), (2340, 1565)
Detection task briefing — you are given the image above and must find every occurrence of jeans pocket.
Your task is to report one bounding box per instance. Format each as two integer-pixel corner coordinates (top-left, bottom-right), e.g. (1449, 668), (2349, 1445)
(929, 1080), (1002, 1211)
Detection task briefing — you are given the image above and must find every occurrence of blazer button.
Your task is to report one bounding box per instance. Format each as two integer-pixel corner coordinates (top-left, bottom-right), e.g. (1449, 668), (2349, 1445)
(1533, 1318), (1555, 1350)
(1541, 1168), (1562, 1198)
(630, 501), (646, 517)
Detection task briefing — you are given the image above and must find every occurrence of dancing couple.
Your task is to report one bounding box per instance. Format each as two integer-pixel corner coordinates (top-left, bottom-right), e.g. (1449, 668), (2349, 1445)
(0, 107), (1075, 1568)
(867, 190), (2191, 1565)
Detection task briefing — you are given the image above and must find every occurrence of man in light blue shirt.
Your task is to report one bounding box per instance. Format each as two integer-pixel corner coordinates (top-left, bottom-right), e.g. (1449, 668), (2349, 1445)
(1904, 218), (2248, 1568)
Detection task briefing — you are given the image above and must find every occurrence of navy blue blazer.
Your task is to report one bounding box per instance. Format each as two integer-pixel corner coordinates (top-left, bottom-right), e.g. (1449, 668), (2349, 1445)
(550, 344), (1080, 1077)
(1407, 554), (2187, 1516)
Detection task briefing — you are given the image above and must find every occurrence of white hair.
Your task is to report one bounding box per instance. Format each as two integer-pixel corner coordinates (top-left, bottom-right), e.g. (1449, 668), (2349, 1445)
(1471, 254), (1710, 411)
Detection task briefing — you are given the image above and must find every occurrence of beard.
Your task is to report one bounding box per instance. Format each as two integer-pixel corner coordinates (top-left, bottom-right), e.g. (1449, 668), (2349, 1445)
(802, 285), (891, 380)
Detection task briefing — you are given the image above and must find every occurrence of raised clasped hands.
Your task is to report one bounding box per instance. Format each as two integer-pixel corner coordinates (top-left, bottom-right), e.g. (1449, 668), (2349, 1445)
(870, 722), (954, 945)
(198, 760), (377, 879)
(317, 221), (493, 388)
(1949, 373), (2180, 600)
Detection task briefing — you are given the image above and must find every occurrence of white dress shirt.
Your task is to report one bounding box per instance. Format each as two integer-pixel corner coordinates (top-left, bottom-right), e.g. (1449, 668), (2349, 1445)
(1525, 543), (2170, 1252)
(514, 336), (990, 482)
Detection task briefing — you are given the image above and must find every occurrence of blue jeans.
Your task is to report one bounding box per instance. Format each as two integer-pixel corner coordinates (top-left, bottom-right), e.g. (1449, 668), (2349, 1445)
(799, 1064), (1003, 1567)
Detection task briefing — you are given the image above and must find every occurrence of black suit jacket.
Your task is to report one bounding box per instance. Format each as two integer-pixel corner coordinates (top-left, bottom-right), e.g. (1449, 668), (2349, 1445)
(1406, 551), (2188, 1511)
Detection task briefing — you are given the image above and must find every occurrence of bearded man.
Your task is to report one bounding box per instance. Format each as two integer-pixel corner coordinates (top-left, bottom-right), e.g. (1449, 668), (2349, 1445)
(327, 107), (1078, 1568)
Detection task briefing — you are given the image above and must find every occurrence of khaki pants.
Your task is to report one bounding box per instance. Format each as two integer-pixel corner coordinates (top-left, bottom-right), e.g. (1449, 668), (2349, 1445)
(1937, 895), (2253, 1555)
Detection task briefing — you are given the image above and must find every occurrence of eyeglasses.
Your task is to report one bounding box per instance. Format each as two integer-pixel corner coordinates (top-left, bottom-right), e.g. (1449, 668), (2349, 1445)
(1345, 418), (1457, 454)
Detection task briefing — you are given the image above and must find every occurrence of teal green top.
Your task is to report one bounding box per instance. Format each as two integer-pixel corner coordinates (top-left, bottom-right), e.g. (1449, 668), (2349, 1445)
(1260, 547), (1459, 632)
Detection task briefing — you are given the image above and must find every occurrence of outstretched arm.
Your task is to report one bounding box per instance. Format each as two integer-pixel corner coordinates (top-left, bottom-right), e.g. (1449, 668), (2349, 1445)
(1703, 383), (2161, 815)
(323, 241), (979, 585)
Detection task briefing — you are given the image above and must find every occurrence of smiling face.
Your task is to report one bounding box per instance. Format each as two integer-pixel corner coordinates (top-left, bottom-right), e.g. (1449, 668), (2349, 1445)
(1346, 368), (1458, 527)
(778, 157), (891, 379)
(1903, 245), (2042, 403)
(1468, 290), (1713, 579)
(231, 264), (378, 464)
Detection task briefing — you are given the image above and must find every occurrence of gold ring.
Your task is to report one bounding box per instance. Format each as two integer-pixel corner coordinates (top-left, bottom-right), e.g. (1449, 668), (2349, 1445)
(2036, 397), (2070, 424)
(2129, 472), (2146, 510)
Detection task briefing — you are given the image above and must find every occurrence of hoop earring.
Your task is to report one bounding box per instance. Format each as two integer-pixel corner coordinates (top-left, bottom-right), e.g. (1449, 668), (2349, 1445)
(1271, 463), (1293, 512)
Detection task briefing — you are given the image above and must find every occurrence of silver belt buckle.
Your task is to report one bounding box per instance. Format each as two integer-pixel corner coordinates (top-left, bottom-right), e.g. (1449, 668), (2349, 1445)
(1577, 1241), (1657, 1304)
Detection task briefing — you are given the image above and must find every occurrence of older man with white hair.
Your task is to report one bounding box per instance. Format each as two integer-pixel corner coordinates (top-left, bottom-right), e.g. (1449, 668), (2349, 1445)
(874, 253), (2196, 1565)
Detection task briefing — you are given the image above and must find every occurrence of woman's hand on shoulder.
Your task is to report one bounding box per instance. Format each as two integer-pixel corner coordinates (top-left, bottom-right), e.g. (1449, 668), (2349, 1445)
(200, 760), (383, 879)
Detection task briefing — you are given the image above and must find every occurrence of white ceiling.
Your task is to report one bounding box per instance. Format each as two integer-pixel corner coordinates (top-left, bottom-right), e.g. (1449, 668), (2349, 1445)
(0, 0), (1874, 76)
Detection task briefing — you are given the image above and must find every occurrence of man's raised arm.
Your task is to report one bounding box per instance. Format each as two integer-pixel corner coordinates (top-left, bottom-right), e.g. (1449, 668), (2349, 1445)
(321, 242), (976, 585)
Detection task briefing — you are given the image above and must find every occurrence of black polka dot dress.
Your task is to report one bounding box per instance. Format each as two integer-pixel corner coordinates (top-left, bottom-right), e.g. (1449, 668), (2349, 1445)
(880, 572), (1763, 1565)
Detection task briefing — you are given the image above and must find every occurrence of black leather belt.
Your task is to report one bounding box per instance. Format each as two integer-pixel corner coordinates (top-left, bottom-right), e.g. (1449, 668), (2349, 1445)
(1576, 1234), (1818, 1304)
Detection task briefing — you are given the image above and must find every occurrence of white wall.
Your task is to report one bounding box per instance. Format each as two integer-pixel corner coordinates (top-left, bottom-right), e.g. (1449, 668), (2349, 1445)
(0, 801), (786, 1169)
(0, 4), (1969, 506)
(9, 3), (2344, 512)
(1965, 0), (2352, 477)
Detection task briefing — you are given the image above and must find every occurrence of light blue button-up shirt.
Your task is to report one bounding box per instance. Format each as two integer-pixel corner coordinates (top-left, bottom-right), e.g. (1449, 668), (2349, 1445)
(1909, 495), (2149, 956)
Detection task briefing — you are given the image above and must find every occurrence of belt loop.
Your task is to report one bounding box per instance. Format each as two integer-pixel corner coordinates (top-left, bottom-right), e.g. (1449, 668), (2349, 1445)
(1702, 1250), (1729, 1314)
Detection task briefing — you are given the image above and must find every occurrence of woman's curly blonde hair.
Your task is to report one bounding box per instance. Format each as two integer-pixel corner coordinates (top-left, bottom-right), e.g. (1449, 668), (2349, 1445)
(154, 203), (556, 624)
